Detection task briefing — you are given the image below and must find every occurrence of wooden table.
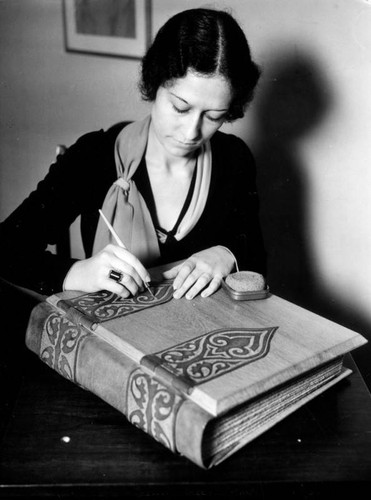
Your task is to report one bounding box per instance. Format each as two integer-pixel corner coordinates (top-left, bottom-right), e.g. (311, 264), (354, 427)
(1, 284), (371, 499)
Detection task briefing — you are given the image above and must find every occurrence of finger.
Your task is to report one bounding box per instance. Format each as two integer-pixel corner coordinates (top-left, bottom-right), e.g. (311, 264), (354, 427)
(172, 261), (196, 291)
(111, 245), (151, 283)
(200, 275), (223, 298)
(162, 264), (182, 280)
(104, 280), (131, 299)
(173, 269), (200, 299)
(184, 273), (213, 300)
(106, 266), (141, 297)
(108, 255), (146, 294)
(106, 269), (138, 296)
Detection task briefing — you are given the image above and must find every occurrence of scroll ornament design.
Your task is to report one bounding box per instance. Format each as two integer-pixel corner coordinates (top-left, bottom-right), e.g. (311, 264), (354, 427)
(68, 282), (173, 322)
(40, 311), (88, 380)
(157, 327), (278, 384)
(127, 368), (183, 452)
(126, 327), (277, 449)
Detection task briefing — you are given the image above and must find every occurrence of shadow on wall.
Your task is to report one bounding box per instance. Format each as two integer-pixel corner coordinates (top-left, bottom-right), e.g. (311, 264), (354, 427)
(252, 51), (371, 389)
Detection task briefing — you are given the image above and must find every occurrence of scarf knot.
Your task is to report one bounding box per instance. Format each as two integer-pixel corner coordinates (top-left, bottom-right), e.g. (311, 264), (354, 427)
(115, 177), (130, 193)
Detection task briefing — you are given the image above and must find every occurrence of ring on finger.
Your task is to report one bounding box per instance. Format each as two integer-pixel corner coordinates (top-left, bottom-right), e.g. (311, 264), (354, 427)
(109, 269), (130, 284)
(109, 269), (123, 283)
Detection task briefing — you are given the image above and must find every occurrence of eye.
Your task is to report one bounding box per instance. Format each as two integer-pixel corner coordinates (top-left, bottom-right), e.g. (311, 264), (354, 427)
(172, 104), (189, 114)
(206, 114), (225, 123)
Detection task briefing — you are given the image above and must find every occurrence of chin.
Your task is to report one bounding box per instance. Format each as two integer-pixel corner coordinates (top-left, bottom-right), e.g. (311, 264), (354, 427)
(166, 144), (194, 158)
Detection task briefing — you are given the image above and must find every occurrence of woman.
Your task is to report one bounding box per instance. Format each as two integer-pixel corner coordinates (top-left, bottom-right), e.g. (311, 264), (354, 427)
(0, 8), (266, 300)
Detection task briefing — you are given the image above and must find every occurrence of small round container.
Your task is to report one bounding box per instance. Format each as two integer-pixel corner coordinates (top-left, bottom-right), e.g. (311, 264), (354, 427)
(222, 271), (270, 301)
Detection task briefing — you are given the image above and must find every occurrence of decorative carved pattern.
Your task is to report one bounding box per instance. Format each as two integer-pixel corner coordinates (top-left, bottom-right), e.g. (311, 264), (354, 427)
(156, 327), (278, 384)
(40, 312), (89, 380)
(127, 328), (277, 446)
(67, 282), (173, 322)
(127, 368), (183, 452)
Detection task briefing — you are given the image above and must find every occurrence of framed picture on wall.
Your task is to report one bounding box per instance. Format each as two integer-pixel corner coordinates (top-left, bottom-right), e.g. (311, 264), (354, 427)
(63, 0), (151, 59)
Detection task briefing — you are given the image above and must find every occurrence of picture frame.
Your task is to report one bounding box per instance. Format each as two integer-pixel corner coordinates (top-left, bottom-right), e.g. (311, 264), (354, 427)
(63, 0), (151, 59)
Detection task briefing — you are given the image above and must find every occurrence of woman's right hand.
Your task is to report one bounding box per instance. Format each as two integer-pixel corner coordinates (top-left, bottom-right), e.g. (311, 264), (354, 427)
(63, 244), (151, 298)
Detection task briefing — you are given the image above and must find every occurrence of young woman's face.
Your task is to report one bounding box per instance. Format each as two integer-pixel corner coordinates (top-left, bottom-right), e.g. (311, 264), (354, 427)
(150, 70), (233, 158)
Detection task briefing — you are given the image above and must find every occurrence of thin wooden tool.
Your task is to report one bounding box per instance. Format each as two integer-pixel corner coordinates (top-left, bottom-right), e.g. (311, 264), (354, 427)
(98, 209), (155, 297)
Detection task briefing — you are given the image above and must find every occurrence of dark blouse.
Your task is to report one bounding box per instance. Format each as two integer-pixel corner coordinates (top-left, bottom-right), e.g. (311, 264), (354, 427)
(0, 123), (266, 295)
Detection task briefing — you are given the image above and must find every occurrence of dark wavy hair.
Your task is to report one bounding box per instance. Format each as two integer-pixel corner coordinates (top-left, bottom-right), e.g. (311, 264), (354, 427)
(139, 8), (261, 121)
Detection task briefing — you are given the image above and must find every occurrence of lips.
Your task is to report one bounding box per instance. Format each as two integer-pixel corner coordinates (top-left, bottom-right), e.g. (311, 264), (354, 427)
(174, 139), (199, 148)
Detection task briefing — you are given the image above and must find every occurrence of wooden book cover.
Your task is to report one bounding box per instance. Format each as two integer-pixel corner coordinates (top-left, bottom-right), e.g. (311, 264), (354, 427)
(25, 280), (367, 468)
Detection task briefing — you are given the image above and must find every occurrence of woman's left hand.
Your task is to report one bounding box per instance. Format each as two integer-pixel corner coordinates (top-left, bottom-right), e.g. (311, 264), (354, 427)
(162, 246), (235, 300)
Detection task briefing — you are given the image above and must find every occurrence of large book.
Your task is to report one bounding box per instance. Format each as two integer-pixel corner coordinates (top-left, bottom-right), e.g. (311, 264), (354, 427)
(25, 278), (367, 468)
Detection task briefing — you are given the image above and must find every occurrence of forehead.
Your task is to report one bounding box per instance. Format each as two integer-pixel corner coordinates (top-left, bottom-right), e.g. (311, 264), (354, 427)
(164, 70), (232, 110)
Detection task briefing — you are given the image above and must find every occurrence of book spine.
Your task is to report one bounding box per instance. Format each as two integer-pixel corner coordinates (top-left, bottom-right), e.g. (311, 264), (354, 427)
(25, 300), (210, 468)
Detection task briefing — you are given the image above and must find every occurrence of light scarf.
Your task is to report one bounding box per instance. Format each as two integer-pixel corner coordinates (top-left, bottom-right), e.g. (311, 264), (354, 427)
(92, 115), (212, 266)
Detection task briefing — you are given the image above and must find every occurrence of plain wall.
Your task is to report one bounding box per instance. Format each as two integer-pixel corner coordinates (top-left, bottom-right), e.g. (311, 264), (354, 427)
(1, 0), (370, 380)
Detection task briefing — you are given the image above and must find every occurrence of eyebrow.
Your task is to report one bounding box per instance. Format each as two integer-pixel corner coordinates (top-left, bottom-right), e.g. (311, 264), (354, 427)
(169, 91), (229, 112)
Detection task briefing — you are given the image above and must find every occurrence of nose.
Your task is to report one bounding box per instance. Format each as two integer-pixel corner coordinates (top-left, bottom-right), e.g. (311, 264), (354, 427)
(183, 113), (202, 142)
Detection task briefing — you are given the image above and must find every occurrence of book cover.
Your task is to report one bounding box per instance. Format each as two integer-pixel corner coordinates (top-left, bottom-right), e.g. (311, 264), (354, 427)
(25, 281), (367, 468)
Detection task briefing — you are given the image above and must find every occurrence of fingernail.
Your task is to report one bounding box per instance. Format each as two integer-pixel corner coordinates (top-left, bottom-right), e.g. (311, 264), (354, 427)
(173, 291), (180, 299)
